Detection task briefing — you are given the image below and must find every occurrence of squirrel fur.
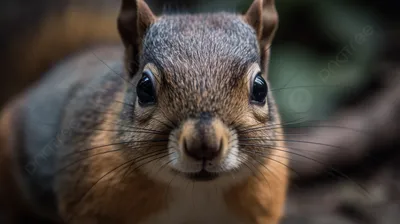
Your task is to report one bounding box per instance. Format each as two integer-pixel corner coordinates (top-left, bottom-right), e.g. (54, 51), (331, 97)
(0, 0), (288, 223)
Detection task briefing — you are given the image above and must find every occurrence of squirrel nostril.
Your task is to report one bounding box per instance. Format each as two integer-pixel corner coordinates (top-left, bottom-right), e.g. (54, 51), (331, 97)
(183, 137), (201, 160)
(183, 136), (223, 161)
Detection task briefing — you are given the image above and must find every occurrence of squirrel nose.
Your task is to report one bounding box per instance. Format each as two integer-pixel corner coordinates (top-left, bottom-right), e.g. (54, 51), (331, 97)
(183, 135), (223, 161)
(180, 116), (227, 161)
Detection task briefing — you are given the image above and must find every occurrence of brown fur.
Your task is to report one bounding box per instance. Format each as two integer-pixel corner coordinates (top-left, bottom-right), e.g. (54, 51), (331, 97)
(225, 128), (288, 224)
(57, 93), (169, 223)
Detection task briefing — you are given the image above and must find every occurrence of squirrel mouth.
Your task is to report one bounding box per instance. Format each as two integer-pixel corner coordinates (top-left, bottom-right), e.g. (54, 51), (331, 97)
(170, 161), (220, 182)
(187, 169), (219, 181)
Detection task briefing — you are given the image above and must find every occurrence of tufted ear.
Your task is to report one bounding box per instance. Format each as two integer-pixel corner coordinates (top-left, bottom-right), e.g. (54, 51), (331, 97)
(244, 0), (278, 69)
(117, 0), (157, 77)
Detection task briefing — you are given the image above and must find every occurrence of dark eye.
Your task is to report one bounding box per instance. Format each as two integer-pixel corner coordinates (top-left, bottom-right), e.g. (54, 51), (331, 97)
(137, 70), (156, 106)
(250, 72), (268, 105)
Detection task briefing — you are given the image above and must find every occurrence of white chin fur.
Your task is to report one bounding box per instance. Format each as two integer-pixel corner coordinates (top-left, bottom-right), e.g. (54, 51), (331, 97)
(141, 128), (253, 189)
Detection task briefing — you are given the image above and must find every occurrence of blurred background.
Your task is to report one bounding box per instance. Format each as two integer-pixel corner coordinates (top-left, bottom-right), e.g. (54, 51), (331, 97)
(1, 0), (399, 223)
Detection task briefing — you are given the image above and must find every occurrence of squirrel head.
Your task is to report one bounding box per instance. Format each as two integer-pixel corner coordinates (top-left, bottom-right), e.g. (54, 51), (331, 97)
(116, 0), (281, 187)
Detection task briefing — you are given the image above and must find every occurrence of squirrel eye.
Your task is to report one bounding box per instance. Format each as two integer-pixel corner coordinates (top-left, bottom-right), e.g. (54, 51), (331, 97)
(136, 70), (156, 106)
(250, 72), (268, 105)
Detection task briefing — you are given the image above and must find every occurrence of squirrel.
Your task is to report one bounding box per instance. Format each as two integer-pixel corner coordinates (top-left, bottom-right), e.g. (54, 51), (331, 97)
(0, 0), (288, 223)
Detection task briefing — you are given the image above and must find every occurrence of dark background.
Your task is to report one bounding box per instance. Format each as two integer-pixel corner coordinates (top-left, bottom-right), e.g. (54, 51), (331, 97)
(1, 0), (400, 223)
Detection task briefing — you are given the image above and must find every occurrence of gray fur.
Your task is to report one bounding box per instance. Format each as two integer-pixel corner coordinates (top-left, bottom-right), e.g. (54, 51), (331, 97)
(16, 46), (125, 216)
(141, 13), (262, 120)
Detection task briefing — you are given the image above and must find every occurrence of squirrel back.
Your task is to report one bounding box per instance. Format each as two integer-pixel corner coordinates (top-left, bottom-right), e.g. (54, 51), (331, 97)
(0, 0), (288, 223)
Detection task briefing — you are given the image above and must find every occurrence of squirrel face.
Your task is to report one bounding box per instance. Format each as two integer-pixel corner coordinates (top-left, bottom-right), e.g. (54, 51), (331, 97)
(118, 0), (280, 188)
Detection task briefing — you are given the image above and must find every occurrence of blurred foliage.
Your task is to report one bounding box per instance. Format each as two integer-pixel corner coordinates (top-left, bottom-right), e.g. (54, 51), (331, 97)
(270, 0), (381, 124)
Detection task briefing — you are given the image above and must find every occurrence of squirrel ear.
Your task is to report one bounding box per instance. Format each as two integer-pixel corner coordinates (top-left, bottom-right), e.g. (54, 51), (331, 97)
(244, 0), (278, 67)
(117, 0), (157, 76)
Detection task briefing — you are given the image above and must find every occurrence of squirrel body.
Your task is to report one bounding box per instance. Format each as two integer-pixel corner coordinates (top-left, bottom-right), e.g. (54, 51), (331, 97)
(0, 0), (288, 223)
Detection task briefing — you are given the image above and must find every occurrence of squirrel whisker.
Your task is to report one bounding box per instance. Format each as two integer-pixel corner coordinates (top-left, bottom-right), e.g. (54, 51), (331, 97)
(151, 117), (176, 130)
(91, 52), (135, 88)
(62, 140), (169, 158)
(255, 146), (370, 196)
(153, 156), (178, 179)
(239, 124), (371, 136)
(158, 107), (179, 128)
(233, 150), (274, 186)
(107, 123), (171, 134)
(57, 147), (129, 174)
(113, 100), (135, 108)
(164, 168), (180, 207)
(270, 84), (358, 93)
(240, 139), (345, 150)
(242, 143), (344, 157)
(247, 153), (284, 184)
(121, 151), (173, 180)
(237, 116), (307, 133)
(66, 157), (141, 222)
(282, 123), (371, 134)
(61, 142), (132, 158)
(58, 146), (168, 174)
(73, 127), (170, 135)
(239, 147), (368, 194)
(68, 150), (173, 220)
(102, 121), (170, 133)
(238, 149), (302, 180)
